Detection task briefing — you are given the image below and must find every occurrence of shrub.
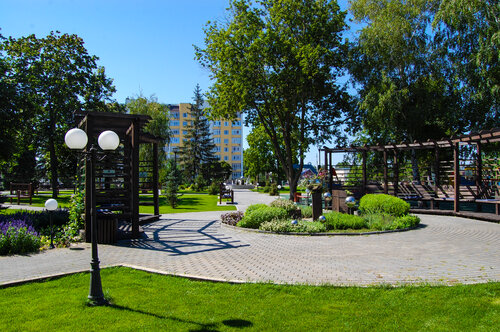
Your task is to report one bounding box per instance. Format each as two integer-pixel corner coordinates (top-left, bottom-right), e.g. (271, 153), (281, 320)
(323, 212), (367, 230)
(300, 206), (313, 218)
(393, 215), (420, 229)
(269, 183), (279, 196)
(238, 207), (288, 229)
(270, 199), (295, 213)
(0, 211), (69, 230)
(363, 213), (395, 231)
(358, 194), (410, 217)
(0, 219), (40, 255)
(262, 186), (270, 193)
(245, 204), (268, 215)
(221, 211), (244, 226)
(208, 182), (220, 195)
(260, 219), (326, 233)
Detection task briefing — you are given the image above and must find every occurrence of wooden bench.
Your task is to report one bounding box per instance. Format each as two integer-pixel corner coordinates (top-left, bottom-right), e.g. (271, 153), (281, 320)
(219, 184), (234, 204)
(6, 183), (34, 205)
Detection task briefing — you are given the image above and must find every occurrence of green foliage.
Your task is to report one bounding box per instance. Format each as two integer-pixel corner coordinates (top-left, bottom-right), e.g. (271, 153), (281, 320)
(245, 204), (268, 215)
(359, 194), (410, 217)
(208, 182), (220, 195)
(393, 214), (421, 229)
(260, 219), (326, 233)
(270, 198), (297, 215)
(0, 31), (115, 195)
(323, 212), (367, 230)
(196, 0), (351, 198)
(164, 159), (180, 208)
(68, 190), (85, 230)
(238, 207), (288, 229)
(179, 84), (217, 182)
(300, 206), (313, 218)
(269, 183), (279, 196)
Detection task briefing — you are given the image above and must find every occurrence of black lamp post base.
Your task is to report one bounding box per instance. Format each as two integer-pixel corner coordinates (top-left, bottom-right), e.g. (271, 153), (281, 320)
(88, 262), (107, 306)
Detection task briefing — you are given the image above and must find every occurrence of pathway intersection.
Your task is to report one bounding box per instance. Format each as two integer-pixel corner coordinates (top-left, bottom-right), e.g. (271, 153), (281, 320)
(1, 189), (499, 286)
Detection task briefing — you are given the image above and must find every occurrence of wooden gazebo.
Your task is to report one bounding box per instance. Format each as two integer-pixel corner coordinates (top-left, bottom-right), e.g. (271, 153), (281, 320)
(321, 128), (500, 216)
(76, 111), (162, 242)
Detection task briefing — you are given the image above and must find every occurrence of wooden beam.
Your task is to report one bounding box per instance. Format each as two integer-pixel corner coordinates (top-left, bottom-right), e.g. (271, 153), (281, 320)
(153, 143), (159, 216)
(454, 142), (460, 213)
(383, 149), (388, 194)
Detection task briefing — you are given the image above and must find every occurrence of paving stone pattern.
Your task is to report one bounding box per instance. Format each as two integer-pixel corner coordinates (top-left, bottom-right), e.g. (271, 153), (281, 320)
(1, 190), (499, 286)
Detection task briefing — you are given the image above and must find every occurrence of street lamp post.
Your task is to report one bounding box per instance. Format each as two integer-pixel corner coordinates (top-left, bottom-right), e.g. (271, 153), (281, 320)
(65, 128), (120, 306)
(45, 198), (58, 248)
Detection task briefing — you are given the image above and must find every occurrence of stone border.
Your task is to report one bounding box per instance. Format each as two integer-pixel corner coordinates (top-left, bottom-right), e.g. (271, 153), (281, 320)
(220, 221), (418, 236)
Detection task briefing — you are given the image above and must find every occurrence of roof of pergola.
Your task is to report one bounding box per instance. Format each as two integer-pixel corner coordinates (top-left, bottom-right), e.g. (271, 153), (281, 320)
(321, 128), (500, 153)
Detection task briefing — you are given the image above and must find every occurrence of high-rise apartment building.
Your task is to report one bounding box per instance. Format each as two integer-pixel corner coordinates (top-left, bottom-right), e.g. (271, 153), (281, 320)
(166, 103), (244, 181)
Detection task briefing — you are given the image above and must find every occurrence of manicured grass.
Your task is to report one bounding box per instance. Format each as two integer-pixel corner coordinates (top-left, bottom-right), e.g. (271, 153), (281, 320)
(3, 190), (73, 208)
(139, 194), (236, 214)
(1, 267), (499, 331)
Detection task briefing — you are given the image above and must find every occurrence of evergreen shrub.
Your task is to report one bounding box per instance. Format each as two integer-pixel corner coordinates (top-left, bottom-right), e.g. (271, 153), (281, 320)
(238, 207), (288, 229)
(358, 194), (410, 217)
(323, 212), (367, 230)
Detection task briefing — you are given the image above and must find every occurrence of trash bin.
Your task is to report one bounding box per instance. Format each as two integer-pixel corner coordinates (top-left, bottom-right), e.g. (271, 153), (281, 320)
(97, 212), (118, 244)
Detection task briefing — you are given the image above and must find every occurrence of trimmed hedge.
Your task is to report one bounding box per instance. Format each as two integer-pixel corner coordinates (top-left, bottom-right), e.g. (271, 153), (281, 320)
(238, 207), (288, 229)
(323, 212), (367, 230)
(358, 194), (410, 217)
(245, 204), (268, 215)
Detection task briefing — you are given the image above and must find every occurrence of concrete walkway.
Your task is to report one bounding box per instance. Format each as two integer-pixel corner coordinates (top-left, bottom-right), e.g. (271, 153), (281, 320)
(1, 190), (499, 286)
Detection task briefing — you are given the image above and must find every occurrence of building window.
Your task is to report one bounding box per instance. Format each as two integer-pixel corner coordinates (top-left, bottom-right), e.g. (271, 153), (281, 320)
(171, 120), (180, 127)
(224, 147), (228, 152)
(224, 156), (228, 161)
(182, 130), (188, 135)
(183, 121), (188, 126)
(213, 129), (220, 135)
(213, 121), (220, 127)
(214, 146), (220, 152)
(214, 137), (221, 144)
(224, 121), (229, 126)
(232, 146), (240, 152)
(232, 129), (240, 135)
(232, 121), (241, 126)
(232, 137), (241, 144)
(232, 155), (241, 161)
(224, 130), (229, 135)
(183, 113), (188, 118)
(172, 129), (179, 135)
(232, 163), (240, 170)
(171, 137), (180, 144)
(232, 172), (241, 178)
(224, 139), (229, 144)
(171, 112), (179, 119)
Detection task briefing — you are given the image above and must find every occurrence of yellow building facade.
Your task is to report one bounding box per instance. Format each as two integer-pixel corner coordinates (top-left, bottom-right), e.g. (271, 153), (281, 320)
(167, 103), (244, 181)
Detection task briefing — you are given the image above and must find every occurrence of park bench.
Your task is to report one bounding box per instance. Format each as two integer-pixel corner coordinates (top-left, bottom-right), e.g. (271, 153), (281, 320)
(219, 184), (234, 204)
(6, 182), (34, 205)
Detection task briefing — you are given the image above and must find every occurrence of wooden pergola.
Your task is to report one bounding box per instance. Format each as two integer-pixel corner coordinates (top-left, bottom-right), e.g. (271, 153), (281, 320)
(76, 111), (162, 242)
(321, 128), (500, 215)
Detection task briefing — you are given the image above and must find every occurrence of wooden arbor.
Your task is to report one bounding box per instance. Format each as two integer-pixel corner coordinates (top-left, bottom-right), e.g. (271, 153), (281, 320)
(75, 111), (161, 242)
(321, 128), (500, 215)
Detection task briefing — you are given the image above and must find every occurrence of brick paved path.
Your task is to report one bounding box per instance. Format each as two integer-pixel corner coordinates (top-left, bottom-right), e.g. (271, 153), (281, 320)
(1, 190), (499, 286)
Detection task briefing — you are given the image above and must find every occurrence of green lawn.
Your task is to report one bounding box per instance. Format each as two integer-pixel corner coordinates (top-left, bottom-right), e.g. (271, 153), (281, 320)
(0, 267), (498, 331)
(139, 194), (236, 214)
(4, 190), (73, 208)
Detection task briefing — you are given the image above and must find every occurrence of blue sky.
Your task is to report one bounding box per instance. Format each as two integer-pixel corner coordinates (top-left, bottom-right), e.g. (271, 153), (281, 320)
(1, 0), (353, 166)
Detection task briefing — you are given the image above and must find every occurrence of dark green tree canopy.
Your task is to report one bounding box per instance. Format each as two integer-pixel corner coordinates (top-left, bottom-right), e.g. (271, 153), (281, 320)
(1, 31), (115, 195)
(196, 0), (351, 197)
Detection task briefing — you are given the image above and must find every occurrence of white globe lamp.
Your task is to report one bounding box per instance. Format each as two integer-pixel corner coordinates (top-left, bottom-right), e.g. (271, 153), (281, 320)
(98, 130), (120, 151)
(65, 128), (88, 150)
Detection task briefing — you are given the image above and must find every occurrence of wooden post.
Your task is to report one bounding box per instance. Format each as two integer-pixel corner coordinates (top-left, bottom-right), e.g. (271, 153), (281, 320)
(84, 116), (92, 243)
(476, 143), (483, 196)
(434, 146), (440, 191)
(131, 120), (140, 238)
(153, 143), (159, 216)
(393, 149), (399, 197)
(362, 149), (367, 195)
(383, 149), (388, 194)
(454, 142), (460, 213)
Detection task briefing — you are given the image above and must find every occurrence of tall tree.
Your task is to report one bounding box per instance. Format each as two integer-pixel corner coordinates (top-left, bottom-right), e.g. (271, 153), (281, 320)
(179, 84), (217, 182)
(348, 0), (461, 182)
(195, 0), (351, 199)
(432, 0), (499, 129)
(1, 31), (115, 197)
(126, 94), (171, 188)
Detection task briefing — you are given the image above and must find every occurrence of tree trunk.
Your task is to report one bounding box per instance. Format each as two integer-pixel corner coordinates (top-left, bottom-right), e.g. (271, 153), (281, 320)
(48, 127), (59, 199)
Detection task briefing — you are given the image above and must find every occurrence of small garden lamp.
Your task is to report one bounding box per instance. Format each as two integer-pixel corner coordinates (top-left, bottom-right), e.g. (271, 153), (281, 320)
(65, 127), (120, 306)
(45, 198), (58, 249)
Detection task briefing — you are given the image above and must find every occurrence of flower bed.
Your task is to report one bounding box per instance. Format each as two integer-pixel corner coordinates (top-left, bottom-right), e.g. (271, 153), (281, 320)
(221, 196), (420, 234)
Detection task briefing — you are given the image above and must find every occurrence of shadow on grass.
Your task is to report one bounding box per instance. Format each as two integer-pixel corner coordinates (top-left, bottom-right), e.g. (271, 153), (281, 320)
(107, 303), (252, 331)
